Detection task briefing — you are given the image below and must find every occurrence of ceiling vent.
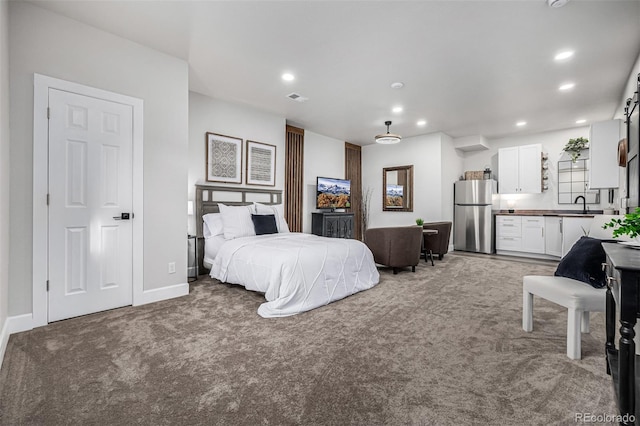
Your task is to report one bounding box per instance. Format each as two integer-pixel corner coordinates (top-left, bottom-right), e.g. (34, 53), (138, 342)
(287, 92), (308, 102)
(547, 0), (569, 8)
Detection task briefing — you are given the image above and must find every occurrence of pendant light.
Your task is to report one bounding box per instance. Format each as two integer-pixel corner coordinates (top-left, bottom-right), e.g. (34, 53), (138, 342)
(375, 121), (402, 145)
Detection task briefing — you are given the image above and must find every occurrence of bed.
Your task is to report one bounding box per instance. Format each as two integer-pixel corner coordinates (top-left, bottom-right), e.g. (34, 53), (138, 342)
(195, 185), (380, 317)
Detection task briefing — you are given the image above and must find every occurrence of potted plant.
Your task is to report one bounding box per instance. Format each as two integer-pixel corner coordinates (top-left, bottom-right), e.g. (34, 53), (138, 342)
(563, 137), (589, 162)
(602, 208), (640, 239)
(416, 218), (424, 226)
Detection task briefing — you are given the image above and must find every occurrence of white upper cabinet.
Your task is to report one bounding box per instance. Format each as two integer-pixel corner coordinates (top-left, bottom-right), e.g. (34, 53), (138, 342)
(589, 119), (621, 189)
(498, 147), (519, 193)
(498, 143), (541, 194)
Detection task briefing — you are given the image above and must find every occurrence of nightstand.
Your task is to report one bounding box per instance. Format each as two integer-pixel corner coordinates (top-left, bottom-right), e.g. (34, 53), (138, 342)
(187, 234), (198, 282)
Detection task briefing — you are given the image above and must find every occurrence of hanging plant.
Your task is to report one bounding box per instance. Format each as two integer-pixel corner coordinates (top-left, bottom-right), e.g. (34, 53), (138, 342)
(563, 137), (589, 162)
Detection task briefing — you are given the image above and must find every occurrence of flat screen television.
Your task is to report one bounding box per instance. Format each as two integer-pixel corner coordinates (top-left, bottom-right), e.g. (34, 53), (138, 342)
(316, 177), (351, 209)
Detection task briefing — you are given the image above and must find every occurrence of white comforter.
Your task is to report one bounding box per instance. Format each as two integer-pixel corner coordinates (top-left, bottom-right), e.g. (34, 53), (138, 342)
(209, 233), (380, 317)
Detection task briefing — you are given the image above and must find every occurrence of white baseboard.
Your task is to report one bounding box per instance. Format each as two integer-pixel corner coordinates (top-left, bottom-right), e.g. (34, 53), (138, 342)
(134, 282), (189, 306)
(0, 314), (34, 369)
(0, 319), (9, 369)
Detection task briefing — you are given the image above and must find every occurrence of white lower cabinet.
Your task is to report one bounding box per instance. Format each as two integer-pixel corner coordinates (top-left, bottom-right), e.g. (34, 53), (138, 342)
(521, 217), (545, 254)
(496, 214), (595, 259)
(496, 215), (522, 251)
(496, 214), (566, 258)
(561, 217), (593, 257)
(544, 217), (563, 257)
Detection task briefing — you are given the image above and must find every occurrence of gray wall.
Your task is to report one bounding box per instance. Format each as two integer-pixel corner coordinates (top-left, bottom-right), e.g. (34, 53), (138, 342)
(188, 92), (286, 235)
(9, 2), (189, 316)
(362, 132), (449, 228)
(0, 0), (9, 333)
(302, 130), (345, 234)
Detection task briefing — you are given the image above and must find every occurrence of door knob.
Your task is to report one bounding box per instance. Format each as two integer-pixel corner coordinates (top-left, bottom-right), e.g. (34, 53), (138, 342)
(113, 213), (132, 220)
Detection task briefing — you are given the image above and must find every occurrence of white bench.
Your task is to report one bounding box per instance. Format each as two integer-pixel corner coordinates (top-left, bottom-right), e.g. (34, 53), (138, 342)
(523, 275), (605, 360)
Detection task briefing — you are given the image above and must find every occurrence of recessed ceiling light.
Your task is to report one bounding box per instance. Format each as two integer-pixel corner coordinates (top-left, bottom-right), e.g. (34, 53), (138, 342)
(559, 82), (575, 91)
(392, 106), (403, 113)
(390, 82), (404, 89)
(417, 120), (427, 126)
(576, 119), (586, 124)
(554, 50), (574, 61)
(516, 121), (527, 127)
(281, 73), (295, 82)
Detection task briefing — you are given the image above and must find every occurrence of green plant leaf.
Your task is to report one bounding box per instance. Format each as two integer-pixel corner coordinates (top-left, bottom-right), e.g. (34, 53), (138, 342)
(602, 208), (640, 238)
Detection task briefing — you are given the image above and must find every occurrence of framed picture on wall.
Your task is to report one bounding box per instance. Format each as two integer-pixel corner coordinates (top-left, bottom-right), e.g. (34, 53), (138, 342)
(246, 140), (276, 186)
(206, 132), (243, 184)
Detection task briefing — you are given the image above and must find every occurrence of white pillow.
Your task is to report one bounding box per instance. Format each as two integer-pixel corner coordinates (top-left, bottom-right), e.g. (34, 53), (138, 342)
(218, 203), (256, 240)
(202, 213), (224, 239)
(254, 202), (290, 233)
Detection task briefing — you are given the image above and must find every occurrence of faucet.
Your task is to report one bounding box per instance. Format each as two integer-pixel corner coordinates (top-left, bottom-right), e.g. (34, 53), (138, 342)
(574, 195), (586, 214)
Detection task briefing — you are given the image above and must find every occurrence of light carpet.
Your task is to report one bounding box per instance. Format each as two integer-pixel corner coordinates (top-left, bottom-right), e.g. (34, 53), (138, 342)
(0, 253), (616, 425)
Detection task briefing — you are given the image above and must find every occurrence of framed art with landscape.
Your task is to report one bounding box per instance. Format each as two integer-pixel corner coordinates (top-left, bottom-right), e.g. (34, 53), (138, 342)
(206, 132), (242, 184)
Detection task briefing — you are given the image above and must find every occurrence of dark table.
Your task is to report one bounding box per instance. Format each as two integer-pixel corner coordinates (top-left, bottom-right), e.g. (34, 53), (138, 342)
(603, 242), (640, 425)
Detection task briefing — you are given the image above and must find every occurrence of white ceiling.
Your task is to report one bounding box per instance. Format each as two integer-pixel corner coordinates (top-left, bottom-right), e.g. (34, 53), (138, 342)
(26, 0), (640, 145)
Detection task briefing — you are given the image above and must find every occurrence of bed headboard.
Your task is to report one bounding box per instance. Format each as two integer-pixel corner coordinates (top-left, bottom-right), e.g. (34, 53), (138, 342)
(195, 184), (283, 274)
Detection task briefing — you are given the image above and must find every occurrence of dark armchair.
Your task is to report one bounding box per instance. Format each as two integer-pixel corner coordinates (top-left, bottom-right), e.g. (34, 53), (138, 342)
(422, 221), (452, 260)
(364, 226), (423, 274)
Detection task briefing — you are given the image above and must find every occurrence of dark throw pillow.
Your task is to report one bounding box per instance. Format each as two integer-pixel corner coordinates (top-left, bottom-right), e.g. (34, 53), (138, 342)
(251, 214), (278, 235)
(554, 236), (606, 288)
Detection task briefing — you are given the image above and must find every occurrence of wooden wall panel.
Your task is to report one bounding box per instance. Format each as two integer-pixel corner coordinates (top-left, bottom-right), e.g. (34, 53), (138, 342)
(285, 125), (304, 232)
(345, 142), (363, 240)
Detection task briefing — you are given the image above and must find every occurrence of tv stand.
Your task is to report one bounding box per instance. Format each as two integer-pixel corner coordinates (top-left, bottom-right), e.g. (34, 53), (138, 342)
(311, 212), (354, 239)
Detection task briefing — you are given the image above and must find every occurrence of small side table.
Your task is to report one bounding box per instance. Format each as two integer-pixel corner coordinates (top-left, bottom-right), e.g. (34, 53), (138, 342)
(422, 229), (438, 266)
(187, 234), (198, 282)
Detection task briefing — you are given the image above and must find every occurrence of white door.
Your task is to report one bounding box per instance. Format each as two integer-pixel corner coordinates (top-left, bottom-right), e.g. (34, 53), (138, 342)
(498, 147), (519, 194)
(544, 216), (563, 257)
(561, 217), (593, 257)
(48, 89), (133, 322)
(521, 216), (545, 254)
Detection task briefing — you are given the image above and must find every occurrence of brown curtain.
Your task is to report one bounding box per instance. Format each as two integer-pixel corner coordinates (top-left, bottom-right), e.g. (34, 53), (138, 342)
(285, 125), (304, 232)
(345, 142), (363, 240)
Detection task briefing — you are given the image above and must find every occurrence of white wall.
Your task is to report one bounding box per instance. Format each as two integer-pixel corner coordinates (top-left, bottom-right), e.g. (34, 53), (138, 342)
(614, 51), (640, 205)
(362, 133), (445, 228)
(302, 131), (345, 233)
(440, 133), (464, 222)
(462, 126), (612, 211)
(188, 92), (286, 234)
(9, 2), (189, 316)
(188, 93), (348, 235)
(615, 52), (640, 120)
(0, 0), (10, 343)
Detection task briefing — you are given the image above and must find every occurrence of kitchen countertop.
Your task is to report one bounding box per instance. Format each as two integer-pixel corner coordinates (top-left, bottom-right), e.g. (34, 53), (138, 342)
(495, 209), (609, 218)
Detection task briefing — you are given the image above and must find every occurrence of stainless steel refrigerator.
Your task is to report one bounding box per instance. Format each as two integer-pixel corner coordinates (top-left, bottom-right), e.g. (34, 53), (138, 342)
(453, 180), (497, 254)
